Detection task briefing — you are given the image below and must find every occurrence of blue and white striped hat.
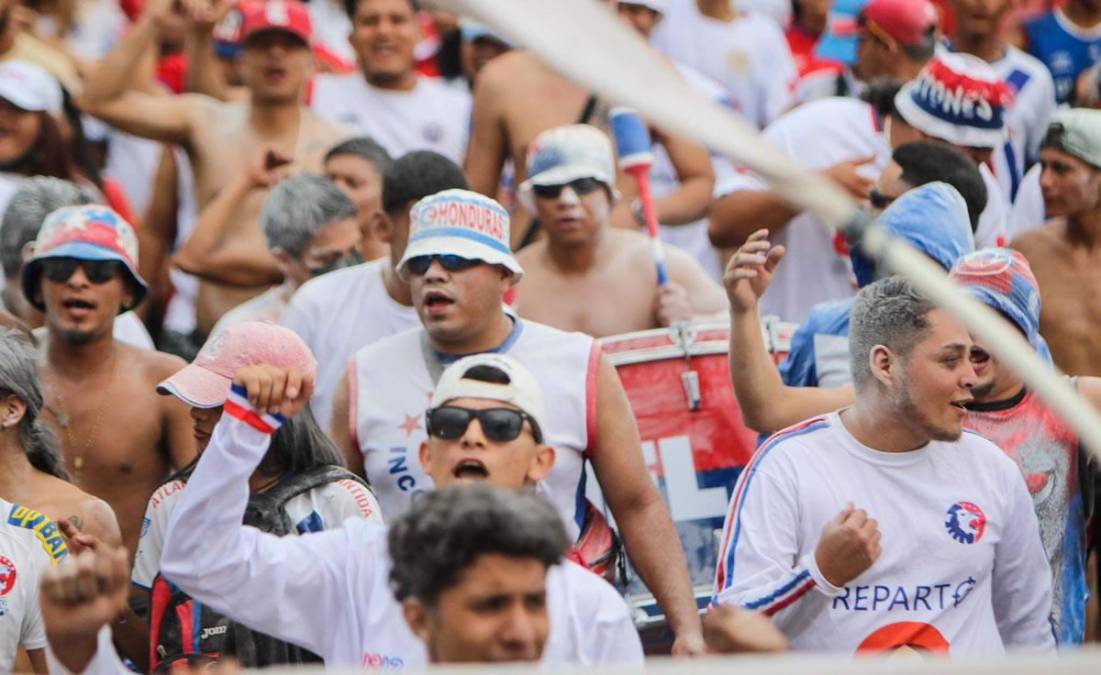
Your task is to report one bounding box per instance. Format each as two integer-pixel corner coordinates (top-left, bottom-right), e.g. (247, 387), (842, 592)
(894, 52), (1011, 149)
(397, 189), (523, 279)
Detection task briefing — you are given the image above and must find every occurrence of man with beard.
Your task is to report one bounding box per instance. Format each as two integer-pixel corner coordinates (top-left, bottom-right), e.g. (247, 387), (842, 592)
(1013, 109), (1101, 377)
(714, 276), (1055, 654)
(25, 205), (196, 556)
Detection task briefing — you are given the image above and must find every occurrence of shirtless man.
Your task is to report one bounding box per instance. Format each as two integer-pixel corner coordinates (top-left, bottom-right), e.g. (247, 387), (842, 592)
(0, 331), (119, 548)
(512, 125), (725, 337)
(1013, 109), (1101, 377)
(24, 206), (196, 555)
(78, 0), (350, 336)
(465, 7), (714, 248)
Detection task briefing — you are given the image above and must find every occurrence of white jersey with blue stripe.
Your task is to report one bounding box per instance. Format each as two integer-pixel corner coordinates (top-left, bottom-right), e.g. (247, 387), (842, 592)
(713, 412), (1055, 654)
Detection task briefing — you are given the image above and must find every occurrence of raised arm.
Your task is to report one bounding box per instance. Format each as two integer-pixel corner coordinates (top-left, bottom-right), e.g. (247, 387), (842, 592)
(588, 352), (705, 656)
(463, 58), (510, 198)
(724, 230), (854, 434)
(77, 0), (198, 144)
(181, 0), (234, 100)
(160, 372), (365, 656)
(171, 149), (286, 286)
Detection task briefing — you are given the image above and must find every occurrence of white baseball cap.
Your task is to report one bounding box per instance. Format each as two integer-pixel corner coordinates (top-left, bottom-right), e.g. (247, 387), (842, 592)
(431, 353), (546, 441)
(0, 61), (63, 115)
(518, 125), (621, 212)
(397, 189), (523, 279)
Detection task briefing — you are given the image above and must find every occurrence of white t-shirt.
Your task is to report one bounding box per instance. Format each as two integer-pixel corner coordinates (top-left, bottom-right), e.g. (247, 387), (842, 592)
(209, 282), (294, 338)
(311, 74), (472, 163)
(651, 8), (796, 128)
(281, 259), (420, 430)
(714, 412), (1056, 654)
(0, 499), (54, 670)
(976, 163), (1010, 248)
(132, 465), (382, 591)
(1009, 164), (1046, 241)
(988, 46), (1057, 203)
(727, 96), (890, 323)
(159, 412), (644, 669)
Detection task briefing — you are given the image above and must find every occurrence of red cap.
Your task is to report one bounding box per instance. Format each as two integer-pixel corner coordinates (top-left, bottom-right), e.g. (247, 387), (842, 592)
(860, 0), (939, 47)
(241, 0), (312, 45)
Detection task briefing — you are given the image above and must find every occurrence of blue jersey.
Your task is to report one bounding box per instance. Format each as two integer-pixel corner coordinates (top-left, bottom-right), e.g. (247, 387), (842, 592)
(778, 297), (854, 389)
(1024, 9), (1101, 103)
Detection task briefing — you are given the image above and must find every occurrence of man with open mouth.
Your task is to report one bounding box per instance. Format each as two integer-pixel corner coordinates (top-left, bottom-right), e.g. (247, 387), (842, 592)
(714, 275), (1055, 654)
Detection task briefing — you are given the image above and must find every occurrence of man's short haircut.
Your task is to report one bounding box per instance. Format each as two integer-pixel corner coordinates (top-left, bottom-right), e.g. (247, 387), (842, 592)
(388, 485), (568, 606)
(893, 142), (987, 233)
(381, 151), (468, 215)
(0, 177), (93, 277)
(261, 173), (357, 259)
(343, 0), (418, 22)
(324, 136), (394, 174)
(849, 276), (938, 386)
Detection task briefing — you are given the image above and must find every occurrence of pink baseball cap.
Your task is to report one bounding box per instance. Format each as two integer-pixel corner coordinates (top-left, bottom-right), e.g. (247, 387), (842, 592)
(860, 0), (939, 47)
(240, 0), (312, 46)
(157, 322), (317, 408)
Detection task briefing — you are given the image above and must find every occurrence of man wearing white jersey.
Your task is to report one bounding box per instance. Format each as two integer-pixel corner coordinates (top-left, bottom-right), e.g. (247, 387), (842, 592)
(331, 189), (706, 654)
(713, 276), (1055, 654)
(0, 498), (60, 672)
(154, 354), (643, 668)
(311, 0), (471, 163)
(646, 0), (796, 128)
(282, 151), (467, 429)
(946, 0), (1056, 202)
(707, 0), (937, 323)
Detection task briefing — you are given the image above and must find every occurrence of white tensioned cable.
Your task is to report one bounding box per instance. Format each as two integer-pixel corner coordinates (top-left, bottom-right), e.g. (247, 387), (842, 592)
(431, 0), (1101, 460)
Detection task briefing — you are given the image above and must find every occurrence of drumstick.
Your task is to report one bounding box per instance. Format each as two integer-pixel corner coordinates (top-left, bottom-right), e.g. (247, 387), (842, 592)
(435, 0), (1101, 463)
(610, 107), (667, 286)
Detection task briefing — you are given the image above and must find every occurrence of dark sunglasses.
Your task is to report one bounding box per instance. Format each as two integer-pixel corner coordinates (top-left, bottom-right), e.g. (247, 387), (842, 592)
(868, 187), (896, 210)
(404, 254), (480, 276)
(532, 177), (604, 200)
(426, 406), (543, 444)
(41, 258), (123, 285)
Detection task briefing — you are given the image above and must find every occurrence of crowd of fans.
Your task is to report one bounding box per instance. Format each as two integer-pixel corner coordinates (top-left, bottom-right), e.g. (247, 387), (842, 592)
(0, 0), (1092, 670)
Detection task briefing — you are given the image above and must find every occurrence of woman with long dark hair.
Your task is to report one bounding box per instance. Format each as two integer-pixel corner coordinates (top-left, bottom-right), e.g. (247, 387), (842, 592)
(0, 329), (121, 546)
(0, 59), (133, 219)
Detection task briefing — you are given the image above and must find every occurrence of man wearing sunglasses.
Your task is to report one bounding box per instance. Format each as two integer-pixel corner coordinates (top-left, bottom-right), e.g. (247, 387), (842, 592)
(155, 353), (644, 668)
(511, 124), (726, 338)
(23, 205), (197, 559)
(331, 187), (706, 655)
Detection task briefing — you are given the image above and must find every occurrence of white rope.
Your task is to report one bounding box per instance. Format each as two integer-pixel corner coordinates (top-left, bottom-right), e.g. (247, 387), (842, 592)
(432, 0), (1101, 459)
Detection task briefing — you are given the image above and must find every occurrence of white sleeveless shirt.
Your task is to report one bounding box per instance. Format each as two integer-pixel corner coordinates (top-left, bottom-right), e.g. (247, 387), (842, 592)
(350, 319), (598, 537)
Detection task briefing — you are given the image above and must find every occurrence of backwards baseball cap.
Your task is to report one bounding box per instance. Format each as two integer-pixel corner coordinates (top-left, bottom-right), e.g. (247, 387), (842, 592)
(949, 248), (1052, 364)
(1041, 108), (1101, 170)
(860, 0), (939, 47)
(431, 353), (546, 442)
(518, 125), (621, 212)
(22, 205), (149, 313)
(852, 182), (974, 287)
(894, 53), (1011, 149)
(398, 189), (523, 278)
(0, 60), (63, 115)
(241, 0), (312, 46)
(157, 321), (318, 408)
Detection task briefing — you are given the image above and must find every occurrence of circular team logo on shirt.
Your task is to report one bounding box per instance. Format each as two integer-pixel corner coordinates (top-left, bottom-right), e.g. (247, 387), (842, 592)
(945, 501), (987, 544)
(0, 556), (16, 596)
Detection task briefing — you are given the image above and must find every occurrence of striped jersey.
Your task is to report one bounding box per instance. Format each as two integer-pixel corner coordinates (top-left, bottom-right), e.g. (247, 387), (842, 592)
(713, 412), (1055, 654)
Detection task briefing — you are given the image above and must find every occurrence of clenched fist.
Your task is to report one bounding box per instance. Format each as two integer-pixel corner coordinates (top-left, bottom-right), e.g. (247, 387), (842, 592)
(814, 503), (881, 588)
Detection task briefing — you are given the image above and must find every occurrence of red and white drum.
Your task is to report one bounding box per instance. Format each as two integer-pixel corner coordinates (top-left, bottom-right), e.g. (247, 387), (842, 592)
(596, 319), (796, 651)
